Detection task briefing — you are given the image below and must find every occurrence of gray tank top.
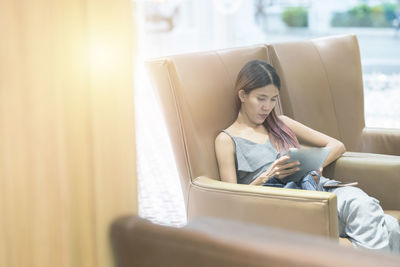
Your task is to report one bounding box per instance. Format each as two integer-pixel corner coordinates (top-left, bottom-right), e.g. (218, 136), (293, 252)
(222, 130), (280, 184)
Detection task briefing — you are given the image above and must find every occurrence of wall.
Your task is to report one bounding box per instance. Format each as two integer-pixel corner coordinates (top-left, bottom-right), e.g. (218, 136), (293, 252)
(0, 1), (137, 266)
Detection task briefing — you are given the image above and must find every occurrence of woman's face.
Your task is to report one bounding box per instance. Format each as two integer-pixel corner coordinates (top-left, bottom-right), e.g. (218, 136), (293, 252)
(239, 84), (279, 125)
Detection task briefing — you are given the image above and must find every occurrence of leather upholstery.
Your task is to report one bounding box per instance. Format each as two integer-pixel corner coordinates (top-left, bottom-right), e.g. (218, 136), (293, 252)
(110, 215), (400, 267)
(189, 176), (338, 238)
(361, 127), (400, 155)
(323, 152), (400, 210)
(145, 35), (400, 243)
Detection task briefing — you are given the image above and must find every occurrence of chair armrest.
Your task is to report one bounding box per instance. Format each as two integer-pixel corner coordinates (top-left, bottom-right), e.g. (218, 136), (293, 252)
(323, 152), (400, 210)
(188, 176), (339, 239)
(360, 127), (400, 156)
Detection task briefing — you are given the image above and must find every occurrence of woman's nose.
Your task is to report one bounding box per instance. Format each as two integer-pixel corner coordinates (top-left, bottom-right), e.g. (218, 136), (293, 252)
(262, 102), (272, 110)
(261, 105), (269, 112)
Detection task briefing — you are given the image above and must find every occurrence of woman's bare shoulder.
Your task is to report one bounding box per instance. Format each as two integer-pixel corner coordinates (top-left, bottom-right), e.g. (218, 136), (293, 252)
(215, 131), (233, 145)
(215, 124), (237, 152)
(215, 123), (237, 142)
(215, 131), (235, 161)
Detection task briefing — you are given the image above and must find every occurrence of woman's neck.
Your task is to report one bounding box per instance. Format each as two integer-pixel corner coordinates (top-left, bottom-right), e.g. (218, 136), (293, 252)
(236, 111), (260, 129)
(234, 111), (266, 133)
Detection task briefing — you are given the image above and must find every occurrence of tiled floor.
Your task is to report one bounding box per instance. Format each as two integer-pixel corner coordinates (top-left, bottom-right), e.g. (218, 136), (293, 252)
(136, 69), (187, 227)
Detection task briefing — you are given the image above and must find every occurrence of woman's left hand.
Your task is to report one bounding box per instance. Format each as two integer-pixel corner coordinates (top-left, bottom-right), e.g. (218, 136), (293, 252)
(318, 167), (323, 176)
(310, 167), (323, 185)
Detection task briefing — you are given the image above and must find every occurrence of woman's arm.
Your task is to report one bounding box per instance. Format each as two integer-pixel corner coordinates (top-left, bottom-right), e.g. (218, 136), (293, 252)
(279, 115), (346, 167)
(215, 132), (238, 183)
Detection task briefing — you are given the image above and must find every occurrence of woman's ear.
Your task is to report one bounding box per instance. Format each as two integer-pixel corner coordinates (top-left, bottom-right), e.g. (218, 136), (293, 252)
(238, 89), (247, 103)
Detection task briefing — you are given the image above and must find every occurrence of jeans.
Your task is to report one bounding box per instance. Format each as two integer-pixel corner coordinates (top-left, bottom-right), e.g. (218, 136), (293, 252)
(263, 171), (319, 190)
(284, 170), (319, 190)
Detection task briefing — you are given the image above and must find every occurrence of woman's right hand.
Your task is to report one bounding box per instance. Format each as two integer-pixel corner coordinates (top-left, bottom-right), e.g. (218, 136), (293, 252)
(253, 156), (300, 185)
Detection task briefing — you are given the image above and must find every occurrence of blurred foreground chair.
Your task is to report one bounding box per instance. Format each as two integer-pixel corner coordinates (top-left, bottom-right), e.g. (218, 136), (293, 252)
(110, 215), (400, 267)
(145, 34), (400, 245)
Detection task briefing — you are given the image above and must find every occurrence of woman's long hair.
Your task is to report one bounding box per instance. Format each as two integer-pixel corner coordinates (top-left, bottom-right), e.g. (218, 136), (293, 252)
(234, 60), (299, 151)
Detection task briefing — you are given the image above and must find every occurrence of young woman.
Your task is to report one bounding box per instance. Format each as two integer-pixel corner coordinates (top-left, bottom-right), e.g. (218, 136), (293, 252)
(215, 60), (399, 253)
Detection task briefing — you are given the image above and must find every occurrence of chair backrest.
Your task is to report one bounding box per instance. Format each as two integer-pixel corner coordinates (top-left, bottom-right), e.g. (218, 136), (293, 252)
(146, 45), (273, 205)
(269, 34), (365, 151)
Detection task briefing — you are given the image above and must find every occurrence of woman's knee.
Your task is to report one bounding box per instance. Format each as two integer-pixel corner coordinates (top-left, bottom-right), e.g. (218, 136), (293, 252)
(342, 195), (383, 223)
(350, 196), (380, 212)
(334, 186), (369, 204)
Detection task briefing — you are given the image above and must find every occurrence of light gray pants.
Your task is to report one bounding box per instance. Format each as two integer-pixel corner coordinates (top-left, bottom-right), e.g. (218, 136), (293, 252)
(318, 177), (400, 254)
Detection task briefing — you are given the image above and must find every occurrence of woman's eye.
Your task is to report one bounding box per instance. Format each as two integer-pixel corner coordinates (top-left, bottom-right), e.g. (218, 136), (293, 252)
(271, 98), (277, 102)
(257, 98), (266, 101)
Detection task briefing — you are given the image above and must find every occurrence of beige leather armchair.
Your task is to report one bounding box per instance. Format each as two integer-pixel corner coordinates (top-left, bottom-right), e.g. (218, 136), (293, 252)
(145, 35), (400, 244)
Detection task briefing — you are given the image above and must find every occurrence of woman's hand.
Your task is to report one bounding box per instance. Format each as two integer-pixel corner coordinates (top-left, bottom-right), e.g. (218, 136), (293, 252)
(310, 167), (323, 184)
(252, 156), (300, 185)
(318, 167), (323, 176)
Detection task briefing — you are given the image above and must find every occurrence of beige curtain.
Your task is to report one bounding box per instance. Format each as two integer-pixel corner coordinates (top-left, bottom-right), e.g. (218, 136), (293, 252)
(0, 1), (137, 267)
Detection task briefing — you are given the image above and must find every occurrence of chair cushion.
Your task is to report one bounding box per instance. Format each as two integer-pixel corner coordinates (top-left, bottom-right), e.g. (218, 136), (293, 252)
(385, 210), (400, 223)
(339, 237), (353, 246)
